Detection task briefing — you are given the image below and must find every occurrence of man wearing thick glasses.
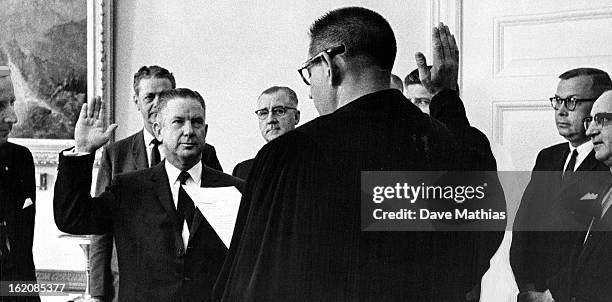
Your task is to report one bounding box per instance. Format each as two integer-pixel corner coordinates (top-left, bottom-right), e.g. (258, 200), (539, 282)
(511, 68), (612, 302)
(214, 7), (503, 302)
(232, 86), (300, 180)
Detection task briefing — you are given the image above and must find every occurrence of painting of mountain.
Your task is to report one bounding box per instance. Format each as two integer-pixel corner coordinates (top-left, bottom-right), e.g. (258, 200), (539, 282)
(0, 0), (86, 139)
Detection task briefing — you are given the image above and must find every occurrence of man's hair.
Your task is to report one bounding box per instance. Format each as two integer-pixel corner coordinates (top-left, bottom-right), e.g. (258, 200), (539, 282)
(133, 65), (176, 95)
(309, 7), (396, 71)
(157, 88), (206, 118)
(404, 66), (431, 86)
(559, 68), (612, 95)
(259, 86), (299, 107)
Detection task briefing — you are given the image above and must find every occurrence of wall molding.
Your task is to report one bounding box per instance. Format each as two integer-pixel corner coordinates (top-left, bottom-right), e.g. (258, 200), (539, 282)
(428, 0), (463, 89)
(492, 100), (552, 145)
(36, 269), (86, 293)
(494, 6), (612, 78)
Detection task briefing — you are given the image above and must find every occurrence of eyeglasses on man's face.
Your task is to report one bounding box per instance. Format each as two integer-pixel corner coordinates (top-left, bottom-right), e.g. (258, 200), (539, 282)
(255, 106), (297, 120)
(297, 44), (345, 86)
(584, 113), (612, 130)
(550, 95), (596, 111)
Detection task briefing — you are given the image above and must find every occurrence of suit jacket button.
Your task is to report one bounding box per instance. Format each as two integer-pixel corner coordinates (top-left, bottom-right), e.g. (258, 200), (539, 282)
(177, 247), (185, 257)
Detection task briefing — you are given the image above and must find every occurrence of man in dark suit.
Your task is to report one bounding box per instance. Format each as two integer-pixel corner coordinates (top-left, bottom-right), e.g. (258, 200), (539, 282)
(543, 90), (612, 302)
(54, 88), (243, 302)
(0, 94), (39, 302)
(89, 66), (222, 302)
(232, 86), (299, 180)
(213, 11), (503, 301)
(511, 68), (612, 300)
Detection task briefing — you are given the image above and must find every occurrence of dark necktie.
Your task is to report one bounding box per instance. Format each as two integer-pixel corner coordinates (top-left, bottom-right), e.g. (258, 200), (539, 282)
(563, 149), (578, 181)
(150, 139), (161, 167)
(177, 172), (196, 231)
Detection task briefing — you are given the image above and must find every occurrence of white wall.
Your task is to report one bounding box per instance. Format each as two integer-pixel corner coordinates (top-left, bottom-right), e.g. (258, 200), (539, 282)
(114, 0), (430, 171)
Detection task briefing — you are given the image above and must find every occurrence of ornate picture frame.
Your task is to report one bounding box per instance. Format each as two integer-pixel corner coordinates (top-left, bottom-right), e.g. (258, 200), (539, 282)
(8, 0), (114, 166)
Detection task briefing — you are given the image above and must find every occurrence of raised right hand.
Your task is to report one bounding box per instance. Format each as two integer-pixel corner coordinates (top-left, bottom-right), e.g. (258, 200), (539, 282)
(414, 22), (459, 96)
(74, 96), (117, 153)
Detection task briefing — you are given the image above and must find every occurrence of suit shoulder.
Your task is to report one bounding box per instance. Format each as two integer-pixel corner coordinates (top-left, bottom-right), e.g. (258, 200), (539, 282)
(9, 142), (33, 156)
(203, 166), (245, 190)
(104, 132), (141, 154)
(232, 158), (254, 177)
(113, 165), (152, 182)
(235, 158), (254, 169)
(539, 142), (568, 156)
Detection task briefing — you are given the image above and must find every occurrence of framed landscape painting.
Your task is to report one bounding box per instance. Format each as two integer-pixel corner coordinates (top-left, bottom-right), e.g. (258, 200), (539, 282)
(2, 0), (113, 164)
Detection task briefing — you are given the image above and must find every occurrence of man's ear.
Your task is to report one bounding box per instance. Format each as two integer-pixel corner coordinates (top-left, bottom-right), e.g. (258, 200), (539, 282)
(152, 120), (162, 141)
(133, 94), (140, 110)
(321, 52), (343, 86)
(204, 124), (208, 139)
(294, 110), (300, 125)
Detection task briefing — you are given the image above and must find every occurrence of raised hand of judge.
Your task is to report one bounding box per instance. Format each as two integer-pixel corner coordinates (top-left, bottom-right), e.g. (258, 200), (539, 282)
(415, 22), (459, 96)
(74, 96), (117, 153)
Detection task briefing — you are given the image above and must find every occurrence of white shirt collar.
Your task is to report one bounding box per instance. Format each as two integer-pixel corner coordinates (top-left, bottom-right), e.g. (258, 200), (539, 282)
(164, 160), (202, 185)
(565, 140), (594, 172)
(569, 140), (593, 155)
(143, 128), (157, 146)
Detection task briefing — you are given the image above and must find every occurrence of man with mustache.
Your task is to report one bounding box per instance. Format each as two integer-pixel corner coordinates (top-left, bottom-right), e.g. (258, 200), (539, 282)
(232, 86), (300, 180)
(511, 68), (612, 300)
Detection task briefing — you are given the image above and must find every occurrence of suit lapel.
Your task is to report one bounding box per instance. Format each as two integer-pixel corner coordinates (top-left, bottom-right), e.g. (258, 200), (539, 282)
(577, 150), (603, 171)
(132, 130), (149, 170)
(575, 182), (612, 270)
(151, 163), (181, 228)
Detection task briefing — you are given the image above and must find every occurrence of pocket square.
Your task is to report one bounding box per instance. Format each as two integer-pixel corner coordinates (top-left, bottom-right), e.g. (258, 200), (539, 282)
(22, 198), (33, 209)
(580, 192), (598, 200)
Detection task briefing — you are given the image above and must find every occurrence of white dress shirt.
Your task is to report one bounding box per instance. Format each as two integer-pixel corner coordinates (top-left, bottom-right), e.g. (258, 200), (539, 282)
(143, 129), (165, 167)
(165, 160), (202, 249)
(563, 141), (593, 172)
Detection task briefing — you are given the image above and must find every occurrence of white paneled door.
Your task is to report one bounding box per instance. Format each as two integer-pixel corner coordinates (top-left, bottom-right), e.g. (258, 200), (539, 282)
(455, 1), (612, 301)
(461, 0), (612, 172)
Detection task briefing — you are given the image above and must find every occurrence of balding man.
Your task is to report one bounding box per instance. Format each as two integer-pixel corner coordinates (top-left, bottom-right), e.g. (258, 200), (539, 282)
(540, 90), (612, 302)
(511, 68), (612, 300)
(232, 86), (300, 180)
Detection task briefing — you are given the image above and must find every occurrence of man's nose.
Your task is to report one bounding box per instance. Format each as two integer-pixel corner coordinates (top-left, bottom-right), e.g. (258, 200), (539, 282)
(585, 122), (597, 137)
(182, 121), (194, 135)
(152, 95), (160, 109)
(557, 103), (569, 116)
(2, 105), (18, 124)
(266, 112), (277, 124)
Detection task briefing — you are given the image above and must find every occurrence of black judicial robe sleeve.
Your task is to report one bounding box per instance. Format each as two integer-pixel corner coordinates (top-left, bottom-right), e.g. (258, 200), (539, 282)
(213, 132), (353, 301)
(213, 89), (506, 302)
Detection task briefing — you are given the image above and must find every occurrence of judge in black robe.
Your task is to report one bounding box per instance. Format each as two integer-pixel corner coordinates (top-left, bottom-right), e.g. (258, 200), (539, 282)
(213, 11), (504, 302)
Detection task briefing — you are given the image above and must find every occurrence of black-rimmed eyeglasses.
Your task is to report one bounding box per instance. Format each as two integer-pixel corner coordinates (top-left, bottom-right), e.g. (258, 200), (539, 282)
(297, 45), (345, 85)
(584, 113), (612, 130)
(255, 106), (297, 120)
(550, 96), (596, 111)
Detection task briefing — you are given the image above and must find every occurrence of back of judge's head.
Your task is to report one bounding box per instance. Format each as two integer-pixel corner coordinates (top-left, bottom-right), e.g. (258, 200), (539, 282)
(305, 7), (396, 114)
(308, 7), (396, 72)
